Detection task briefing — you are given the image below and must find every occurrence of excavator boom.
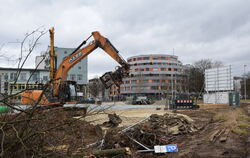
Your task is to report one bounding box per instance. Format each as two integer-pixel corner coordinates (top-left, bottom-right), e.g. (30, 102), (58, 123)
(53, 31), (129, 96)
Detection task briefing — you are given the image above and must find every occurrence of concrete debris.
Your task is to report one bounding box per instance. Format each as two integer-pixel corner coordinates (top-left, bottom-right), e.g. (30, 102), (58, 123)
(176, 113), (195, 123)
(102, 113), (122, 128)
(146, 113), (198, 135)
(103, 113), (198, 150)
(169, 125), (180, 135)
(220, 128), (230, 142)
(210, 128), (227, 142)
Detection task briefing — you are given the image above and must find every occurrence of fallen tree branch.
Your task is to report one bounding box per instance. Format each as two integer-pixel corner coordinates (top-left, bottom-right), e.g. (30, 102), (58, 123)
(73, 147), (131, 157)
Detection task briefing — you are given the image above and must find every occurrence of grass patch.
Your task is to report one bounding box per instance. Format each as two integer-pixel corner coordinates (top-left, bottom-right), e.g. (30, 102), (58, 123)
(237, 121), (250, 129)
(240, 99), (250, 102)
(232, 127), (249, 136)
(238, 114), (250, 122)
(213, 114), (227, 122)
(232, 111), (250, 136)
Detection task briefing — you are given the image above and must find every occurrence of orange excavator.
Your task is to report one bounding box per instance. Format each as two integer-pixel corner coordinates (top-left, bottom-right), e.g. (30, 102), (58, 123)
(21, 28), (130, 106)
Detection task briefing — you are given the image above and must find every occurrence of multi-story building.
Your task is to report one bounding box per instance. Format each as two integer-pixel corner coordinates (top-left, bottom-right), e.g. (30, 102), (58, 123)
(0, 47), (88, 94)
(120, 54), (187, 99)
(0, 67), (49, 95)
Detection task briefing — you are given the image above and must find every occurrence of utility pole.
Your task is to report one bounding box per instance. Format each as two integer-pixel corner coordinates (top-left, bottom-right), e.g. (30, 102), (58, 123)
(244, 65), (247, 100)
(171, 74), (174, 99)
(172, 48), (175, 99)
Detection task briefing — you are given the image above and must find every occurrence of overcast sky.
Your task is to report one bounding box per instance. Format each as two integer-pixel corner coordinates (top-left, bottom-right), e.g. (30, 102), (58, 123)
(0, 0), (249, 79)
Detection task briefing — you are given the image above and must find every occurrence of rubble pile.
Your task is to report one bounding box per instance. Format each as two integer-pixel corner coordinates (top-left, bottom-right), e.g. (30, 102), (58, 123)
(103, 113), (198, 150)
(145, 113), (198, 135)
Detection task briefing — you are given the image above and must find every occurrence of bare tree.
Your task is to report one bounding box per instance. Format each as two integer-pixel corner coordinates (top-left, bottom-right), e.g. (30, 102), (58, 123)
(186, 59), (224, 94)
(241, 71), (250, 99)
(193, 59), (224, 72)
(0, 28), (106, 157)
(88, 78), (105, 98)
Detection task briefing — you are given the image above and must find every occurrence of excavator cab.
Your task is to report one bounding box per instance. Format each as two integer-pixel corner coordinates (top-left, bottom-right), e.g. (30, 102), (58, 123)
(58, 81), (78, 104)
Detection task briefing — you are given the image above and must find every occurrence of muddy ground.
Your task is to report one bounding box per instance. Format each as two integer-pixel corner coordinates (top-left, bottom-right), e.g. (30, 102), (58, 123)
(84, 103), (250, 158)
(153, 104), (250, 158)
(1, 103), (249, 157)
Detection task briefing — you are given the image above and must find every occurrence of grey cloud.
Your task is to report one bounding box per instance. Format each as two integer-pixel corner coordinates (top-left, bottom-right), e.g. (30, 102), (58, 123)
(0, 0), (250, 78)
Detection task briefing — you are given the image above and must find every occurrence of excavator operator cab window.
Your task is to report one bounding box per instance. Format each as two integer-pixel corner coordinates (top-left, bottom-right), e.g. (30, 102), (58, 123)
(61, 81), (77, 102)
(69, 84), (76, 97)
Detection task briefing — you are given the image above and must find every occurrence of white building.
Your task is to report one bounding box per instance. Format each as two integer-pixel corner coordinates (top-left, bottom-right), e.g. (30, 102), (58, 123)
(0, 67), (49, 94)
(36, 47), (88, 85)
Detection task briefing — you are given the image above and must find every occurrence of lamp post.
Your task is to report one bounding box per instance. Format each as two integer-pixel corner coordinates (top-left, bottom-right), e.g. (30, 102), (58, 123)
(244, 65), (247, 100)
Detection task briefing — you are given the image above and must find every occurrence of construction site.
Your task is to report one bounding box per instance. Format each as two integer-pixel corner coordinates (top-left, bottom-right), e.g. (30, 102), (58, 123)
(1, 1), (250, 157)
(0, 27), (248, 158)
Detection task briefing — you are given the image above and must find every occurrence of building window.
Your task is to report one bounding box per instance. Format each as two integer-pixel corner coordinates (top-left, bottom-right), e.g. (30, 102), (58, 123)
(151, 86), (158, 90)
(161, 68), (165, 71)
(161, 86), (168, 90)
(32, 73), (39, 81)
(77, 74), (83, 81)
(152, 80), (160, 83)
(21, 84), (25, 90)
(64, 51), (67, 54)
(20, 73), (26, 81)
(144, 57), (149, 60)
(153, 57), (158, 60)
(168, 68), (172, 71)
(43, 76), (48, 81)
(131, 80), (137, 84)
(10, 73), (17, 81)
(131, 86), (137, 90)
(78, 66), (81, 70)
(4, 74), (8, 81)
(10, 84), (17, 91)
(143, 80), (148, 83)
(70, 74), (76, 81)
(18, 84), (23, 90)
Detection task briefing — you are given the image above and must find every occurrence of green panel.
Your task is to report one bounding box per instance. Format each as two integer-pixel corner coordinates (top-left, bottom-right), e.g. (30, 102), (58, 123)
(0, 106), (10, 113)
(229, 92), (240, 106)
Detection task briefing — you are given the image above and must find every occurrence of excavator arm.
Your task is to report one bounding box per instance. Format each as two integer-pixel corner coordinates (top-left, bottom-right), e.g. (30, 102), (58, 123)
(53, 31), (130, 96)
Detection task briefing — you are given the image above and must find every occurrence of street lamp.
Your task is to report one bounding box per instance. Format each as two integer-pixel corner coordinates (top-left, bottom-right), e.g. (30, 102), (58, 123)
(244, 65), (247, 100)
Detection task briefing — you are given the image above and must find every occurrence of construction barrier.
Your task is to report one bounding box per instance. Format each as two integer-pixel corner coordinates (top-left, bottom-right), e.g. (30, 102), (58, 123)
(170, 99), (199, 110)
